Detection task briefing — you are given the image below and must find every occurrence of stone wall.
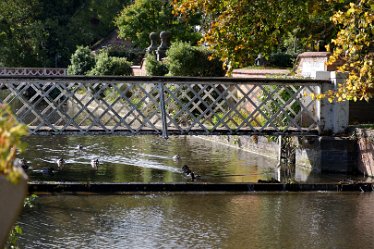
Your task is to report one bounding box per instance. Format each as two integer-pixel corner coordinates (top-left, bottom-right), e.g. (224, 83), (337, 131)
(355, 128), (374, 176)
(200, 134), (359, 176)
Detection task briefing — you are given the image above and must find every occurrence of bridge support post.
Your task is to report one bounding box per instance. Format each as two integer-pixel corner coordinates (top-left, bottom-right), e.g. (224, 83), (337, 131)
(316, 71), (349, 135)
(158, 82), (169, 139)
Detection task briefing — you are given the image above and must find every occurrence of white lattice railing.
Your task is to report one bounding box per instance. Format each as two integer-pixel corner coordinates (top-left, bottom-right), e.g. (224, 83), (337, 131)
(0, 67), (67, 76)
(0, 75), (331, 136)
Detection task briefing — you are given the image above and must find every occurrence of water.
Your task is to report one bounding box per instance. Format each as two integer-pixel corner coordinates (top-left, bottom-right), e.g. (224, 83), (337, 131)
(15, 135), (374, 248)
(20, 135), (366, 183)
(17, 193), (374, 249)
(21, 135), (278, 183)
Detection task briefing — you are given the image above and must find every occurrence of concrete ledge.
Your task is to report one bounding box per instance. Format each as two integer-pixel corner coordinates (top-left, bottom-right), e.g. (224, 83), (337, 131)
(28, 181), (374, 193)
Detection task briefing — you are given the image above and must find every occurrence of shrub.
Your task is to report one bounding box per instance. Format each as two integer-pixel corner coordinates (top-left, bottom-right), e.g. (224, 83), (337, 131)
(144, 53), (169, 76)
(268, 53), (296, 68)
(165, 42), (225, 77)
(89, 51), (133, 76)
(67, 46), (95, 75)
(108, 47), (145, 65)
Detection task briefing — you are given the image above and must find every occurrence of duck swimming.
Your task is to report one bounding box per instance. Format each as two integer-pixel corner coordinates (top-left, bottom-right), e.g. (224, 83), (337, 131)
(20, 158), (29, 171)
(56, 158), (65, 169)
(14, 158), (29, 171)
(181, 165), (197, 181)
(182, 165), (192, 174)
(172, 154), (181, 161)
(91, 159), (99, 170)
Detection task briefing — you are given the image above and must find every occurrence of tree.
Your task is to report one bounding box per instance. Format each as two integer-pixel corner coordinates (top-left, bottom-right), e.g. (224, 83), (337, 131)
(326, 0), (373, 101)
(67, 46), (96, 75)
(0, 0), (130, 67)
(115, 0), (201, 49)
(172, 1), (346, 71)
(0, 0), (47, 66)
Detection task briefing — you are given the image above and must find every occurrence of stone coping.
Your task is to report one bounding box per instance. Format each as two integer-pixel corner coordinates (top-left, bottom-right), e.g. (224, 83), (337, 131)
(297, 52), (331, 58)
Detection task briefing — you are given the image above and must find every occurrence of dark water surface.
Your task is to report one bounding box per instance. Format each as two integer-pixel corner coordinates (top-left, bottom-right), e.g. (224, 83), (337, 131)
(18, 193), (374, 249)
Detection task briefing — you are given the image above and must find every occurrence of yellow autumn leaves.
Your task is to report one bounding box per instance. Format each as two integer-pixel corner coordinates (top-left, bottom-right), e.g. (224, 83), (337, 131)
(327, 0), (373, 102)
(0, 104), (28, 184)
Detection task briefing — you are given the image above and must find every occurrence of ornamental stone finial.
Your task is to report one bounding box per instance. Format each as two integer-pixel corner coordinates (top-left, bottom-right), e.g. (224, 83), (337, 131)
(146, 32), (159, 55)
(156, 31), (171, 61)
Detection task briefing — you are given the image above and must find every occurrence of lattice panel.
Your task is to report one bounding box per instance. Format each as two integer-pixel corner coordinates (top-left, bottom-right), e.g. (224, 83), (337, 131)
(163, 83), (319, 134)
(1, 80), (161, 135)
(0, 76), (323, 136)
(0, 67), (67, 76)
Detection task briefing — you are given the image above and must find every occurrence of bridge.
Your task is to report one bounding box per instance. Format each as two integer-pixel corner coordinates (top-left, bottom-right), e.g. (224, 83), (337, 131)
(0, 74), (337, 138)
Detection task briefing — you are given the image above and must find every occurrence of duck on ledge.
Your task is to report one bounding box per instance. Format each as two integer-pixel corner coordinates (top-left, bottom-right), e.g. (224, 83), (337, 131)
(91, 159), (99, 170)
(56, 158), (65, 169)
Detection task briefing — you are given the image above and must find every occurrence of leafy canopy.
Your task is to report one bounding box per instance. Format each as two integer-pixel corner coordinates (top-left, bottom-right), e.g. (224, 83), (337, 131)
(0, 0), (130, 67)
(326, 0), (374, 102)
(115, 0), (201, 49)
(172, 0), (339, 72)
(173, 0), (373, 100)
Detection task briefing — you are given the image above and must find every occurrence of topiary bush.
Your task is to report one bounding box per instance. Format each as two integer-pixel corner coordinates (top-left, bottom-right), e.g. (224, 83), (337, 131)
(89, 51), (133, 76)
(67, 46), (95, 75)
(144, 53), (169, 76)
(165, 42), (225, 77)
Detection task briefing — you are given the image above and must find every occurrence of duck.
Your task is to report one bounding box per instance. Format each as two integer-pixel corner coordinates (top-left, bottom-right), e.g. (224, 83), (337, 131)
(189, 171), (196, 181)
(76, 144), (84, 150)
(182, 165), (192, 174)
(181, 165), (198, 181)
(172, 154), (181, 161)
(20, 158), (29, 171)
(56, 158), (65, 169)
(91, 159), (99, 170)
(14, 158), (29, 171)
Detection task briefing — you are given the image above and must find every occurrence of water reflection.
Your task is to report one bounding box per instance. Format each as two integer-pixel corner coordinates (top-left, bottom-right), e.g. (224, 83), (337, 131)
(18, 193), (374, 249)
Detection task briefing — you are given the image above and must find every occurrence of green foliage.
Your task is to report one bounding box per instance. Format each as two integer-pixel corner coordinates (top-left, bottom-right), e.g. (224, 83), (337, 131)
(326, 0), (374, 101)
(115, 0), (201, 49)
(144, 53), (169, 76)
(0, 104), (28, 184)
(0, 0), (47, 67)
(173, 1), (344, 72)
(67, 46), (96, 75)
(108, 47), (145, 65)
(7, 224), (22, 248)
(268, 53), (296, 68)
(89, 51), (133, 76)
(0, 0), (130, 67)
(165, 42), (225, 77)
